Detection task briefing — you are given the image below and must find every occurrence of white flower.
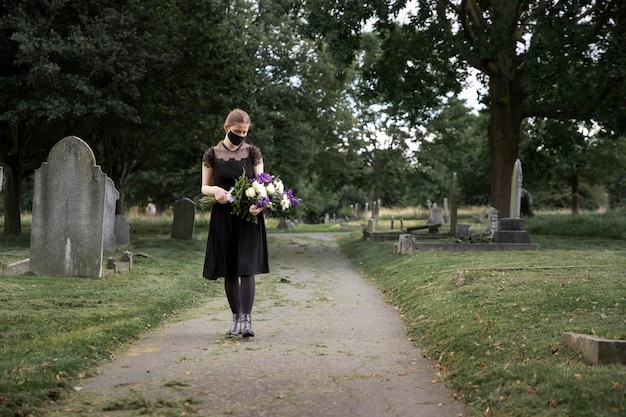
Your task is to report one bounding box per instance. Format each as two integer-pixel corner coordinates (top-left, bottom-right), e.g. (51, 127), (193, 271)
(275, 180), (284, 195)
(226, 188), (235, 203)
(281, 194), (291, 210)
(245, 187), (256, 198)
(266, 183), (276, 195)
(252, 180), (267, 197)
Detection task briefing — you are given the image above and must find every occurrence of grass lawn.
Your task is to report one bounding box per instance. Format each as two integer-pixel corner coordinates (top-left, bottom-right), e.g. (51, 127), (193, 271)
(337, 211), (626, 417)
(1, 211), (625, 416)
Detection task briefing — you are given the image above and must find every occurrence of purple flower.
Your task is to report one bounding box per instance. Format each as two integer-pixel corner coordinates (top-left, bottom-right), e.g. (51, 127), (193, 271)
(257, 172), (272, 185)
(256, 196), (271, 208)
(286, 189), (300, 206)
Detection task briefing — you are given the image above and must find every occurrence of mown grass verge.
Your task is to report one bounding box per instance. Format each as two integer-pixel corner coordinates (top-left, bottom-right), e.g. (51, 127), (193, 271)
(337, 211), (626, 417)
(1, 211), (625, 416)
(0, 220), (218, 417)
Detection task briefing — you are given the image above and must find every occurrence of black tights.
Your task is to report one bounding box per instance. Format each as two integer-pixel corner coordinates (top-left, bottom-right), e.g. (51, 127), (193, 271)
(224, 275), (255, 314)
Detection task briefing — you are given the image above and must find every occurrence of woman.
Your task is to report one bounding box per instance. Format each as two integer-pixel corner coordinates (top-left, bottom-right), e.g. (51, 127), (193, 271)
(201, 109), (269, 338)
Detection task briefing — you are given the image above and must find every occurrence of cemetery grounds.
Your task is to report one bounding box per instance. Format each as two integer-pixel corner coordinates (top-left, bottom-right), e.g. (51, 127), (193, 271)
(0, 209), (625, 417)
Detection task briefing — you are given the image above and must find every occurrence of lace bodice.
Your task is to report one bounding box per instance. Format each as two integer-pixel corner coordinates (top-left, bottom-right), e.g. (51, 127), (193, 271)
(203, 141), (263, 189)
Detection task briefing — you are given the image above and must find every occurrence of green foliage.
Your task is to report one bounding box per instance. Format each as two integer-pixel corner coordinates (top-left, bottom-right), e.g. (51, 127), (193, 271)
(338, 211), (626, 417)
(520, 119), (626, 211)
(304, 0), (626, 216)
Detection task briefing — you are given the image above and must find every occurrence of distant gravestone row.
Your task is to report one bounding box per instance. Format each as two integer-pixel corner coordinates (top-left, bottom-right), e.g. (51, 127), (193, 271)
(392, 159), (537, 254)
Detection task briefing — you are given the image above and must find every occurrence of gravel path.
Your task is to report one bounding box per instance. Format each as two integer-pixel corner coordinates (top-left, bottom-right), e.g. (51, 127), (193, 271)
(70, 233), (468, 417)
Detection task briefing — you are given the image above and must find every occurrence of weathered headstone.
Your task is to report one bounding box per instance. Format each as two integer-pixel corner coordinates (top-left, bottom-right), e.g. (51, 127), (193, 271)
(30, 136), (115, 278)
(495, 160), (534, 243)
(432, 203), (443, 225)
(443, 197), (449, 223)
(488, 207), (499, 237)
(426, 199), (434, 224)
(510, 159), (523, 219)
(171, 198), (196, 240)
(373, 199), (381, 228)
(114, 214), (131, 247)
(145, 202), (157, 216)
(395, 234), (416, 255)
(103, 178), (119, 251)
(450, 172), (458, 237)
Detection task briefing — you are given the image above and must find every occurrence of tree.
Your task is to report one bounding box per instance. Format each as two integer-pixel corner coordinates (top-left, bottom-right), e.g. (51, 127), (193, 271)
(303, 0), (626, 217)
(233, 0), (366, 221)
(520, 119), (626, 212)
(413, 97), (489, 205)
(0, 0), (254, 233)
(0, 0), (169, 234)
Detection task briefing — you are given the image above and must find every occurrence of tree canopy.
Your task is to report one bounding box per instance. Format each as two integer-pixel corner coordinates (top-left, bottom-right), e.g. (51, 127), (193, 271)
(304, 0), (626, 216)
(1, 0), (625, 235)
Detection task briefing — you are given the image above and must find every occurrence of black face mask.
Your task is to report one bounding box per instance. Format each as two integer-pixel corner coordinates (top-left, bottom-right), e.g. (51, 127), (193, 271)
(228, 130), (245, 146)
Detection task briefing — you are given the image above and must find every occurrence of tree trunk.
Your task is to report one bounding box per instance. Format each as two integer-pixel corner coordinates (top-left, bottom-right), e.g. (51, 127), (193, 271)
(2, 165), (23, 236)
(488, 72), (520, 219)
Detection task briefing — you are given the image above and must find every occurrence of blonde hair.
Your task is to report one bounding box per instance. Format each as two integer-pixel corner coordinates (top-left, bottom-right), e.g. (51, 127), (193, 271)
(225, 108), (251, 126)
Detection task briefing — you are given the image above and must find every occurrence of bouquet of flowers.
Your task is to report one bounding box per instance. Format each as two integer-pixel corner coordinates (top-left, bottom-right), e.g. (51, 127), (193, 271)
(200, 168), (300, 224)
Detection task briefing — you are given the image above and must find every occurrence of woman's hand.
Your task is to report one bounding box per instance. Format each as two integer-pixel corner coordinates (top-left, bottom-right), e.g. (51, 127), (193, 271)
(213, 187), (230, 204)
(249, 205), (264, 216)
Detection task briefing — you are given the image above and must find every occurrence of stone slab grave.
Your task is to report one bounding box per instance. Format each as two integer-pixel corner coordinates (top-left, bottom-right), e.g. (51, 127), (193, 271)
(562, 333), (626, 365)
(30, 136), (119, 278)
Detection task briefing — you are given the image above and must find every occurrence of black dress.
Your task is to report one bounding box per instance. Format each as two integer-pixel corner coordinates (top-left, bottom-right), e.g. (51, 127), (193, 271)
(202, 141), (269, 280)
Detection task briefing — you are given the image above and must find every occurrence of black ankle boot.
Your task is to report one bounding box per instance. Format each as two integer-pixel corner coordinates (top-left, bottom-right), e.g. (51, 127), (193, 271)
(240, 314), (254, 338)
(226, 313), (241, 336)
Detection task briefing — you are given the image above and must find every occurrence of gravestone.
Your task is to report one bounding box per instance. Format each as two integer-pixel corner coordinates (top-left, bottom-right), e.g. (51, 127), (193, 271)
(493, 218), (531, 243)
(395, 234), (416, 255)
(114, 214), (131, 247)
(30, 136), (115, 278)
(488, 207), (498, 237)
(495, 161), (533, 243)
(521, 189), (534, 217)
(432, 203), (443, 225)
(426, 200), (434, 223)
(145, 203), (157, 216)
(103, 178), (119, 251)
(450, 172), (458, 237)
(510, 159), (523, 219)
(171, 198), (196, 239)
